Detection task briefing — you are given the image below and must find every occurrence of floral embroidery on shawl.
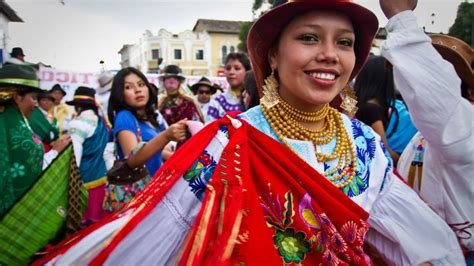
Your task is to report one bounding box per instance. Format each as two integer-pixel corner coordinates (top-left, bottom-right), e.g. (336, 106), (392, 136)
(10, 124), (43, 174)
(260, 189), (369, 265)
(260, 189), (312, 264)
(183, 150), (217, 200)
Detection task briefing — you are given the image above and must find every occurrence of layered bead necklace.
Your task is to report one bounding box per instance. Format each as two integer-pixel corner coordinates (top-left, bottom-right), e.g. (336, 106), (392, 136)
(261, 96), (357, 189)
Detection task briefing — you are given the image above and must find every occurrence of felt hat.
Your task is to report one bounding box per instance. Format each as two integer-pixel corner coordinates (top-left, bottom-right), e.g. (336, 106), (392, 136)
(0, 64), (41, 92)
(247, 0), (379, 95)
(10, 47), (25, 57)
(66, 86), (97, 106)
(49, 83), (67, 96)
(97, 71), (114, 94)
(159, 65), (186, 82)
(190, 77), (220, 95)
(430, 34), (474, 90)
(37, 91), (55, 101)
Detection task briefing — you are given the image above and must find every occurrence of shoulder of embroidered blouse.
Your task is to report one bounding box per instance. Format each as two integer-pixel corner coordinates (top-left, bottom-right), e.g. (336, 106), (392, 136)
(213, 93), (224, 99)
(70, 113), (97, 129)
(343, 113), (374, 137)
(239, 106), (263, 126)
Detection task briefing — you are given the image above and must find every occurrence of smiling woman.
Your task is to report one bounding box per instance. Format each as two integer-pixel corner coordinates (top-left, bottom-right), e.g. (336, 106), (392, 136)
(269, 10), (356, 111)
(35, 1), (463, 265)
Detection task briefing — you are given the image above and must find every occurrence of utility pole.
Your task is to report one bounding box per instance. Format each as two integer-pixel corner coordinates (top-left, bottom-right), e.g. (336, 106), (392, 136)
(430, 13), (436, 32)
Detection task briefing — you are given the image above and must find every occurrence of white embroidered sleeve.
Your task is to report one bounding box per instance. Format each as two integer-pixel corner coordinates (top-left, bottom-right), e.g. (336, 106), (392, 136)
(367, 172), (464, 265)
(42, 149), (58, 170)
(381, 11), (474, 159)
(67, 113), (98, 167)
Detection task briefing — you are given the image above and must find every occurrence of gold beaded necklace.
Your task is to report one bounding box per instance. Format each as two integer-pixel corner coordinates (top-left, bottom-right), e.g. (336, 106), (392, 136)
(261, 96), (357, 189)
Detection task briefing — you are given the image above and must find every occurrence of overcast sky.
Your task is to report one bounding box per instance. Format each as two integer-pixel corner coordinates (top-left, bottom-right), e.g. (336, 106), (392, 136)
(6, 0), (464, 72)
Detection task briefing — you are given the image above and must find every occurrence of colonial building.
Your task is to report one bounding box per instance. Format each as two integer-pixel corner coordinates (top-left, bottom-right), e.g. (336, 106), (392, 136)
(118, 19), (245, 76)
(0, 0), (23, 64)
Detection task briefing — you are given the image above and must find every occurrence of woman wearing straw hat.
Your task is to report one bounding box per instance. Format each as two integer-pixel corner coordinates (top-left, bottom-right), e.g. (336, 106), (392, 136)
(382, 1), (474, 259)
(66, 86), (110, 225)
(190, 76), (221, 123)
(36, 0), (462, 264)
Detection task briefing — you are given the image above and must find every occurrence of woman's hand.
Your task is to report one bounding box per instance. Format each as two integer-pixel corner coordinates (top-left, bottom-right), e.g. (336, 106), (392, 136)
(379, 0), (417, 19)
(165, 119), (188, 142)
(51, 135), (71, 153)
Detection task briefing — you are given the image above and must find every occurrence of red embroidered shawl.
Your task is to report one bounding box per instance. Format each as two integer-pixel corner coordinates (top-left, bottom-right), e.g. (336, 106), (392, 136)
(36, 114), (371, 265)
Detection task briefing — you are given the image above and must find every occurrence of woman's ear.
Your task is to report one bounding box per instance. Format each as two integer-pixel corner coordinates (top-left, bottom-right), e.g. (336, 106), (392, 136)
(267, 46), (278, 70)
(12, 92), (22, 105)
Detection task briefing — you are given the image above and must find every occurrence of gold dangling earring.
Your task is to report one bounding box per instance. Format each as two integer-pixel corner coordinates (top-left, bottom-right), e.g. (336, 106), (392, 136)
(340, 85), (358, 117)
(260, 68), (280, 109)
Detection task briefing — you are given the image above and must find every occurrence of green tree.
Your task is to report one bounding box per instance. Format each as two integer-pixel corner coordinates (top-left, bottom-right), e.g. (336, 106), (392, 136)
(448, 1), (473, 47)
(238, 0), (275, 53)
(238, 21), (254, 52)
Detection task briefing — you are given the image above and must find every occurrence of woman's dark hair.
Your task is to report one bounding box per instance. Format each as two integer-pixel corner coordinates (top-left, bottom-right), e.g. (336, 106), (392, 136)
(108, 67), (159, 128)
(354, 56), (398, 136)
(75, 104), (99, 116)
(225, 52), (251, 71)
(243, 70), (260, 110)
(0, 86), (38, 106)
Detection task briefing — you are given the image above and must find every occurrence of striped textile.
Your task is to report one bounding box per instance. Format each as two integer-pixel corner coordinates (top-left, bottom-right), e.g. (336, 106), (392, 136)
(0, 145), (87, 265)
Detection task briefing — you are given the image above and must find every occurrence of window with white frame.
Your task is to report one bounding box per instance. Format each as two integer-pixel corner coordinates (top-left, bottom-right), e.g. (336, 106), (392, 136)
(174, 49), (182, 60)
(230, 46), (235, 53)
(221, 46), (228, 65)
(151, 49), (160, 60)
(195, 49), (204, 60)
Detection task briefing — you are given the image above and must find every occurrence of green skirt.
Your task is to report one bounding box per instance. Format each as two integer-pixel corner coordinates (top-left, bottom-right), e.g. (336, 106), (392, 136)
(0, 145), (87, 265)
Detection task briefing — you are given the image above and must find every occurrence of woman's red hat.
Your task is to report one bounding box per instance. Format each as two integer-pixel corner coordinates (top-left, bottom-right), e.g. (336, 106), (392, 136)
(247, 0), (379, 96)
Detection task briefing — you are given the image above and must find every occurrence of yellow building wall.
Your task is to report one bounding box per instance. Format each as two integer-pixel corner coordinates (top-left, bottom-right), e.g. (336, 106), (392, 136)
(209, 33), (240, 76)
(169, 44), (186, 66)
(142, 34), (240, 75)
(164, 44), (210, 75)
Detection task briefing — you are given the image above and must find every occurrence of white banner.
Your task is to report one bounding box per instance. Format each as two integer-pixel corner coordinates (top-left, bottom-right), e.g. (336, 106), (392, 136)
(38, 66), (229, 102)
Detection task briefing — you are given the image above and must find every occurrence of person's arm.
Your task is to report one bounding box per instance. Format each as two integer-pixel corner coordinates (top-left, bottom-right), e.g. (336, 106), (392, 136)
(370, 120), (399, 164)
(366, 171), (464, 265)
(379, 1), (473, 160)
(43, 135), (71, 169)
(117, 130), (138, 158)
(113, 110), (142, 158)
(126, 120), (187, 168)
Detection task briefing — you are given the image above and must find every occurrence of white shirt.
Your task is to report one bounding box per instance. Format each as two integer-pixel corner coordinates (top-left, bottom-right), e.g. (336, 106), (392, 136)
(194, 95), (211, 123)
(96, 90), (111, 115)
(68, 110), (99, 167)
(382, 11), (474, 251)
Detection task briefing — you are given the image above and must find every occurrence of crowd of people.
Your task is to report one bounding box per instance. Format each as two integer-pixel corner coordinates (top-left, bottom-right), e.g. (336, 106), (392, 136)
(0, 0), (472, 265)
